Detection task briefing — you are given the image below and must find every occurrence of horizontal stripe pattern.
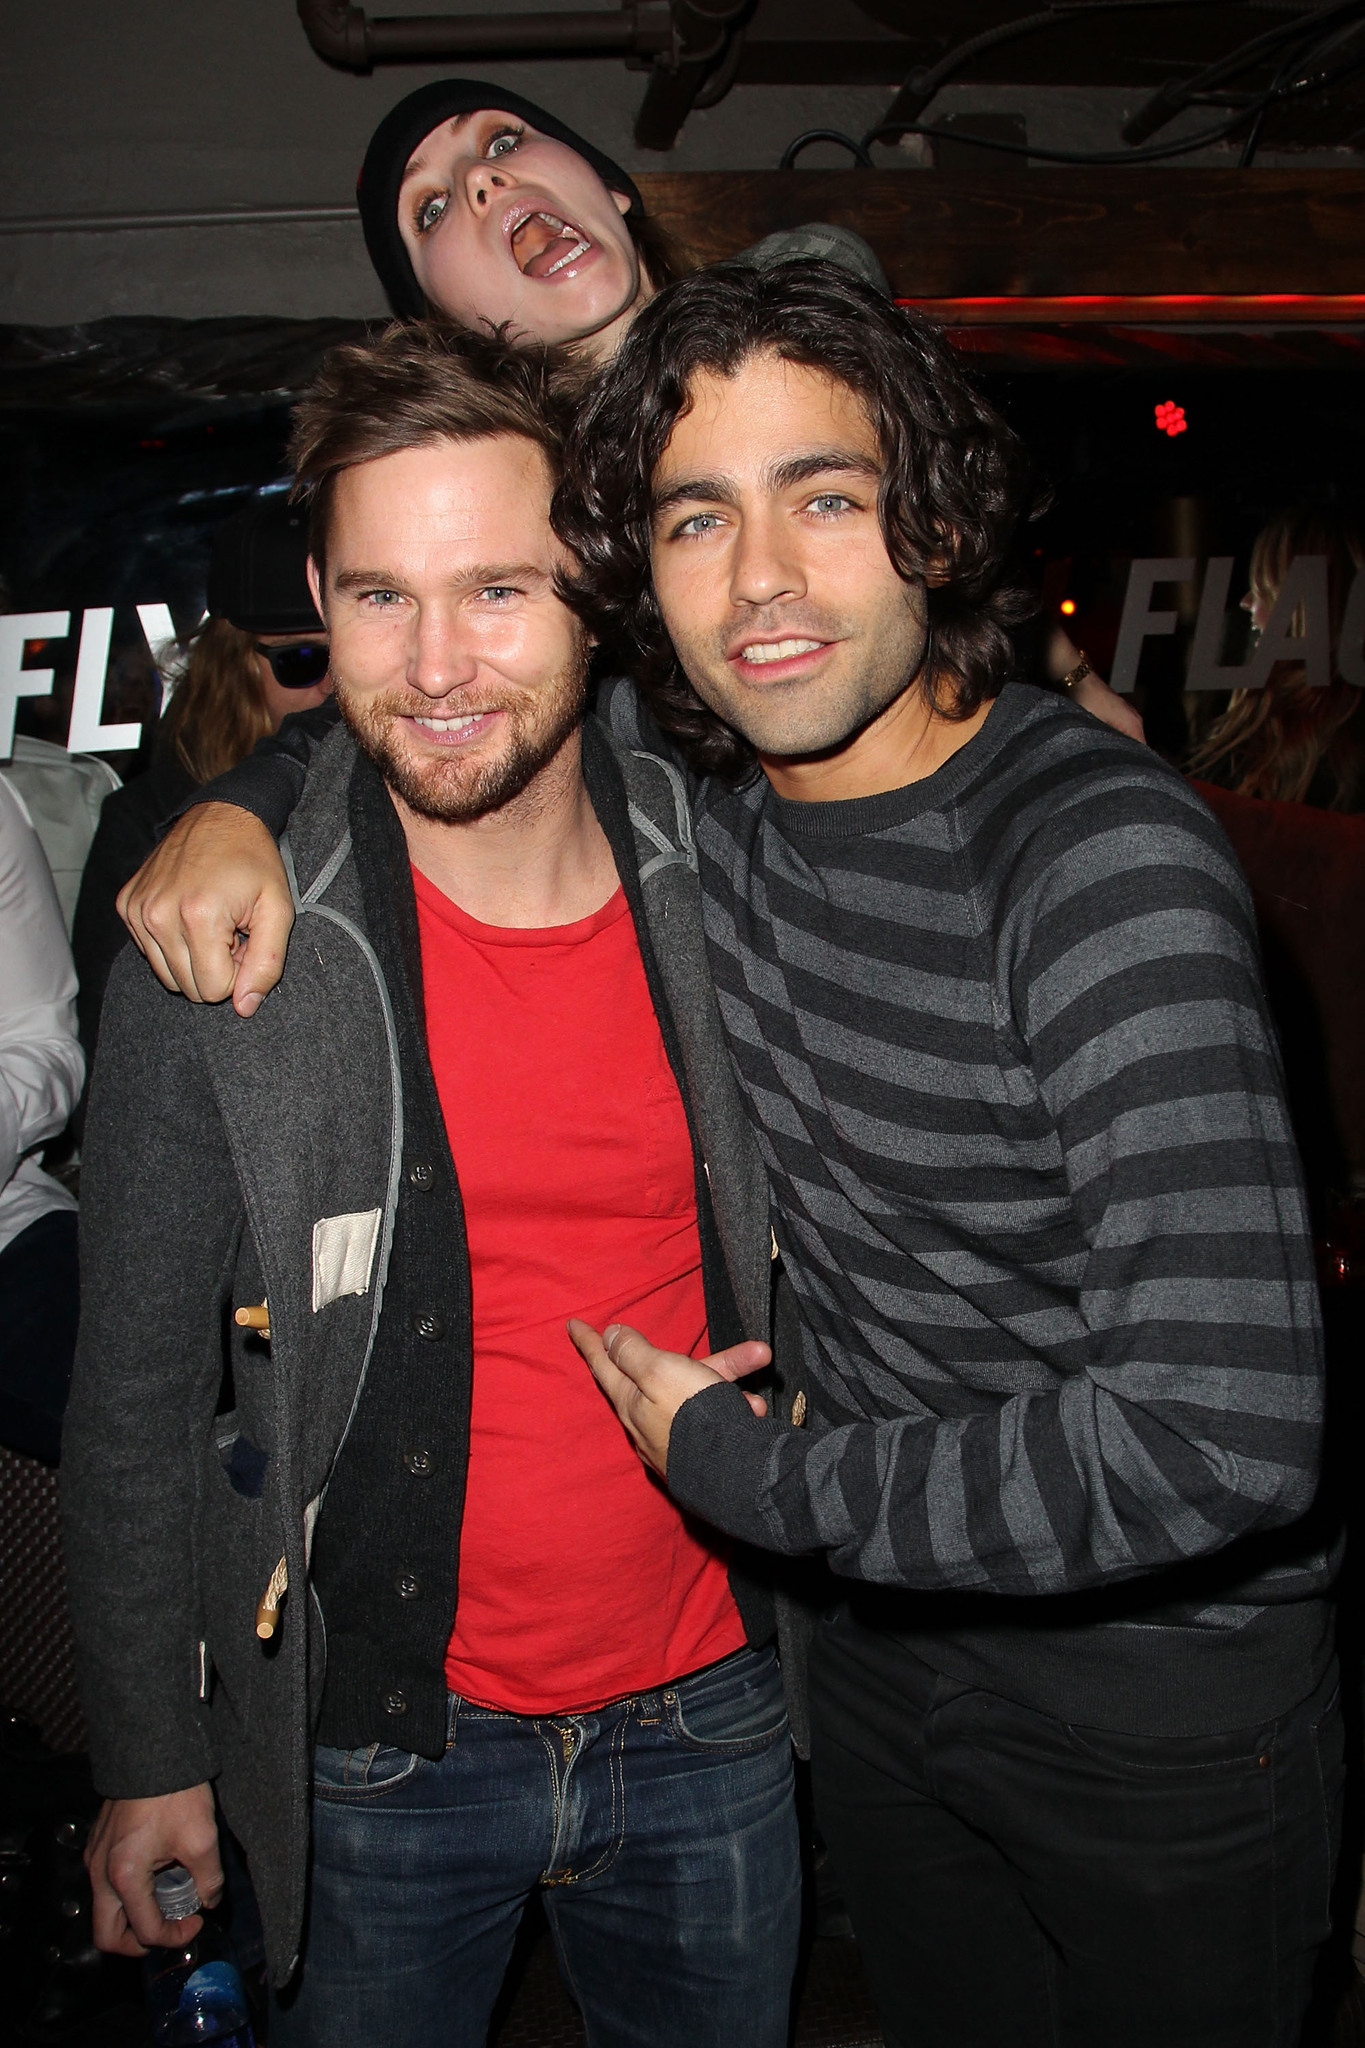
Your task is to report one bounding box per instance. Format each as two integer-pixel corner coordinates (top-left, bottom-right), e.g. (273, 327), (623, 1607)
(694, 684), (1326, 1620)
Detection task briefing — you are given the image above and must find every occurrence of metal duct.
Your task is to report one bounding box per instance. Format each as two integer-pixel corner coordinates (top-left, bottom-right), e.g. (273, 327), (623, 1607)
(295, 0), (751, 150)
(295, 1), (674, 70)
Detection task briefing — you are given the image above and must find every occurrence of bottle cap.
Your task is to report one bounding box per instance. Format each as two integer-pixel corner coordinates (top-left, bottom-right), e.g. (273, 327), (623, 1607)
(153, 1863), (201, 1921)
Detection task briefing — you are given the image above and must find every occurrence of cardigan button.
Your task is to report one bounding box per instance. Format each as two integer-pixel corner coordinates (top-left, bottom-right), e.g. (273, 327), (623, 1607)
(412, 1310), (445, 1341)
(382, 1690), (409, 1716)
(408, 1161), (434, 1190)
(403, 1448), (434, 1476)
(397, 1574), (421, 1600)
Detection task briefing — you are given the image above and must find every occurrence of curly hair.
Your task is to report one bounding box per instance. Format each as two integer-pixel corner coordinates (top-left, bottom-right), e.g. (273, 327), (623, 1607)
(553, 259), (1033, 781)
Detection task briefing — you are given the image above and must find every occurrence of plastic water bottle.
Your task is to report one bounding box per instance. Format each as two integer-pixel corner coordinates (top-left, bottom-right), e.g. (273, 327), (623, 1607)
(142, 1864), (257, 2046)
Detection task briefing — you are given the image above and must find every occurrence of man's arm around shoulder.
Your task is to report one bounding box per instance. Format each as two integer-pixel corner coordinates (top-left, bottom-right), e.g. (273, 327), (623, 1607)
(117, 702), (339, 1016)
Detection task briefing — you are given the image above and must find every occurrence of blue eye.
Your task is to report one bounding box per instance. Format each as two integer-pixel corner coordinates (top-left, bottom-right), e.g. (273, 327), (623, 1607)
(810, 494), (852, 515)
(677, 513), (723, 538)
(486, 128), (523, 160)
(415, 193), (447, 235)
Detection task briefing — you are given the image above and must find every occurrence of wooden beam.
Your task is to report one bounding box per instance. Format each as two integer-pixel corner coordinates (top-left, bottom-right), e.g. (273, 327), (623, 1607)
(633, 171), (1365, 301)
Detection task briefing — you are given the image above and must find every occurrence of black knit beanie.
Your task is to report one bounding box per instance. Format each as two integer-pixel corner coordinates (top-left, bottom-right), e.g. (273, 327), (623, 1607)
(358, 80), (645, 318)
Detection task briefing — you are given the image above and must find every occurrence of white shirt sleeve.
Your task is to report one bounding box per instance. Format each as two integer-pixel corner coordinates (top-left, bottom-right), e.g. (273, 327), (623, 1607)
(0, 772), (84, 1234)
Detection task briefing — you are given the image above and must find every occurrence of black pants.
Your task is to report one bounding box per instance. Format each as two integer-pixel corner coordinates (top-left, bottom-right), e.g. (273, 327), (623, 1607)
(0, 1210), (78, 1464)
(810, 1605), (1343, 2048)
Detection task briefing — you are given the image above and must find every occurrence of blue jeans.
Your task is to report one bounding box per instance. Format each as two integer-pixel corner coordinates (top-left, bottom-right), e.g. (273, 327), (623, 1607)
(273, 1645), (800, 2048)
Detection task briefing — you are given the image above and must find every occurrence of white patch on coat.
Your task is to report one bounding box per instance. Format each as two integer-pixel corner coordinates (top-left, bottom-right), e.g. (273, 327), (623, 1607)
(311, 1208), (382, 1313)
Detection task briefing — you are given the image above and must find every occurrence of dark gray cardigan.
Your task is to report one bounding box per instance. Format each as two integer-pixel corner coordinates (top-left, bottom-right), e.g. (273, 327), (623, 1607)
(62, 719), (784, 1985)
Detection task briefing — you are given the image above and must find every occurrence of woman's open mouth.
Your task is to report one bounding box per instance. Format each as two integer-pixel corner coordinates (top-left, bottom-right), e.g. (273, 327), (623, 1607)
(509, 209), (594, 280)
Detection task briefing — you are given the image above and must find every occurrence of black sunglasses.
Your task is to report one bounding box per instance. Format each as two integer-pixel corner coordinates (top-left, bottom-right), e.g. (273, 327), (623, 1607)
(254, 639), (331, 689)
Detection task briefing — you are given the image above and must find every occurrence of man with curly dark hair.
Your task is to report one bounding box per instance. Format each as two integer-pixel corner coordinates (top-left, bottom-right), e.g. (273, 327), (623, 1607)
(555, 261), (1339, 2048)
(556, 259), (1032, 784)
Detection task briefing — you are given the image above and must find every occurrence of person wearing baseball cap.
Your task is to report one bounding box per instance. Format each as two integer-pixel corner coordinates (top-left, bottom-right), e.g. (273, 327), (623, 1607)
(205, 496), (334, 705)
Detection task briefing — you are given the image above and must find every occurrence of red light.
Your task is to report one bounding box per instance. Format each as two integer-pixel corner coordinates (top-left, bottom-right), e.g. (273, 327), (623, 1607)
(1154, 400), (1187, 437)
(1060, 599), (1076, 616)
(895, 295), (1365, 325)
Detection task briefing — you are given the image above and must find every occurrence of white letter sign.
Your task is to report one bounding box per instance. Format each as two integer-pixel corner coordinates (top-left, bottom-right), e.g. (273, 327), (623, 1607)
(66, 608), (143, 753)
(0, 612), (69, 756)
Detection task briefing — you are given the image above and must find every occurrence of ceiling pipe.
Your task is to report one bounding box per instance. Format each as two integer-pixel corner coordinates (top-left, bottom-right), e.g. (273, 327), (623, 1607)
(296, 0), (675, 71)
(633, 0), (750, 150)
(296, 0), (752, 149)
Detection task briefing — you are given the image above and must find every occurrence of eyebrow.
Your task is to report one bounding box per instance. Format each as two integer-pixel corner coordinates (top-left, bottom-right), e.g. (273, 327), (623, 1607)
(651, 446), (883, 518)
(330, 561), (551, 595)
(400, 111), (477, 186)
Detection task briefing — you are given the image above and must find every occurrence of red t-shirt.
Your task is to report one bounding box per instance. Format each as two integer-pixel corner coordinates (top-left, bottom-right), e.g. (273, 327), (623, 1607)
(412, 868), (745, 1715)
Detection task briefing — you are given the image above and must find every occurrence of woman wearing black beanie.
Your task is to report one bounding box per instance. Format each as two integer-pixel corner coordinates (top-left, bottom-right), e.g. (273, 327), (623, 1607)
(357, 78), (885, 354)
(358, 81), (675, 354)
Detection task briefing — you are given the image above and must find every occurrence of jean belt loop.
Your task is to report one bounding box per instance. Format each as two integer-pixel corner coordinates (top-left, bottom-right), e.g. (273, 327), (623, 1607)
(446, 1689), (460, 1750)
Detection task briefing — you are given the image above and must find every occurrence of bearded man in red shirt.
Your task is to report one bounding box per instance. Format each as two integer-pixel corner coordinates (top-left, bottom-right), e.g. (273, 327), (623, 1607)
(63, 323), (800, 2048)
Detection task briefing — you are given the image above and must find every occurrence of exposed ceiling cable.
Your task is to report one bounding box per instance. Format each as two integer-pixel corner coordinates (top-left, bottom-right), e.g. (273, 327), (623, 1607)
(870, 0), (1278, 136)
(1238, 15), (1365, 160)
(1120, 0), (1365, 138)
(778, 0), (1365, 169)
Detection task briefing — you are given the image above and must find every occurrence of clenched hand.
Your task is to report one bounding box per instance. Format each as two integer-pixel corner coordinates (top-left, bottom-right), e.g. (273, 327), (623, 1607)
(85, 1782), (222, 1956)
(117, 803), (295, 1015)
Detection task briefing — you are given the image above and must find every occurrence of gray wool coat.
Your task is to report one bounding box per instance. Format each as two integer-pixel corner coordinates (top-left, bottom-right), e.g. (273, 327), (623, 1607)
(61, 720), (793, 1985)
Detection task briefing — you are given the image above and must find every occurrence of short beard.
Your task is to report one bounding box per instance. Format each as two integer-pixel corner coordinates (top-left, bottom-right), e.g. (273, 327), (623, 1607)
(333, 647), (589, 825)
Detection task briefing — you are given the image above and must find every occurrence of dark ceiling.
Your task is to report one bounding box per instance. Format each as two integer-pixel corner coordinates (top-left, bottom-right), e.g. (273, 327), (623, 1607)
(736, 2), (1365, 149)
(297, 2), (1365, 156)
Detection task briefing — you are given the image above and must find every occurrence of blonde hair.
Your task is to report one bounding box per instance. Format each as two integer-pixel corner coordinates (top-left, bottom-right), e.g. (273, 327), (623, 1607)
(1188, 505), (1365, 809)
(161, 615), (273, 785)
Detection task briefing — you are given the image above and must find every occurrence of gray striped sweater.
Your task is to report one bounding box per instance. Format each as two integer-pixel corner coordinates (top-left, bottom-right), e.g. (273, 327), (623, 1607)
(657, 681), (1332, 1735)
